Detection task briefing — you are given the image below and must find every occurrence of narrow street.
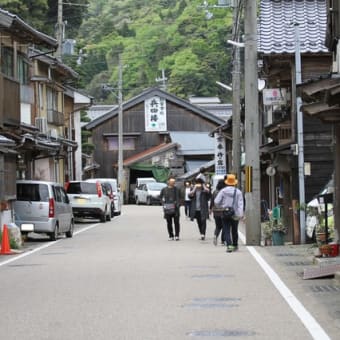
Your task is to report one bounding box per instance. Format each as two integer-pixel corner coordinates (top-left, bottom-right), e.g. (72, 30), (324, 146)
(0, 205), (337, 339)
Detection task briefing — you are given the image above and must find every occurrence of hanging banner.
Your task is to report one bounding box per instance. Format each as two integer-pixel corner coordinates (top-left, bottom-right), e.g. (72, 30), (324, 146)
(215, 132), (226, 175)
(145, 96), (167, 131)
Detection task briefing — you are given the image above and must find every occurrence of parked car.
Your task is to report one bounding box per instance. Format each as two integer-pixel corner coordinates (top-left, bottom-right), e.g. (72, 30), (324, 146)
(14, 180), (74, 241)
(134, 182), (167, 205)
(86, 178), (122, 216)
(132, 177), (156, 203)
(66, 181), (112, 222)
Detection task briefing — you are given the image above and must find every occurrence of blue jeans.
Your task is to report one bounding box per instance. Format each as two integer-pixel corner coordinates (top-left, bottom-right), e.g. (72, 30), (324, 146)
(222, 217), (238, 246)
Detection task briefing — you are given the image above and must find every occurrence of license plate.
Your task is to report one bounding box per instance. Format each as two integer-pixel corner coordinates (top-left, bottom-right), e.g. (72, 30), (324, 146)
(76, 198), (87, 204)
(21, 223), (34, 232)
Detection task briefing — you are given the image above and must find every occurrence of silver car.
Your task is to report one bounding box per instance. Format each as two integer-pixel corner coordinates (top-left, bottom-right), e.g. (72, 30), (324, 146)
(134, 182), (167, 205)
(14, 180), (74, 241)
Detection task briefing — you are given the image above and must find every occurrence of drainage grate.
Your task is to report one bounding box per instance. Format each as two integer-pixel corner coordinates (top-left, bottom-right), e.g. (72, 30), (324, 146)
(334, 311), (340, 318)
(284, 261), (311, 266)
(192, 298), (241, 303)
(182, 303), (239, 309)
(187, 329), (256, 337)
(183, 297), (241, 309)
(191, 274), (233, 279)
(310, 285), (340, 293)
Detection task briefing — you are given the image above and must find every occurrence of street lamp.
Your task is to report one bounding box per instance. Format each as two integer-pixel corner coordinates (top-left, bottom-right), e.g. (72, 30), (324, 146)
(216, 81), (232, 91)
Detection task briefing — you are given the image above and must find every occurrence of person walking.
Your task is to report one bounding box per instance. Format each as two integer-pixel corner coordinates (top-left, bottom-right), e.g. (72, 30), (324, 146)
(160, 176), (181, 241)
(189, 177), (211, 240)
(214, 174), (244, 252)
(210, 179), (226, 246)
(184, 181), (192, 218)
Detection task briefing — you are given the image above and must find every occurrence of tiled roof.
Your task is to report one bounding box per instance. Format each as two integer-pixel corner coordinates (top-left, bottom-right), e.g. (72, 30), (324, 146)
(123, 143), (178, 166)
(258, 0), (328, 54)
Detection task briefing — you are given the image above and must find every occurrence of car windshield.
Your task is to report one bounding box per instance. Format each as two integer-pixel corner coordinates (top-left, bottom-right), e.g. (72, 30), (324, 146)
(147, 183), (166, 190)
(67, 182), (97, 194)
(17, 184), (50, 202)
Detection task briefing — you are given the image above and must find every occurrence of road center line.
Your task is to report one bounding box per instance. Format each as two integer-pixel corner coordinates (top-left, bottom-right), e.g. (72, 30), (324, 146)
(0, 223), (100, 268)
(239, 230), (330, 340)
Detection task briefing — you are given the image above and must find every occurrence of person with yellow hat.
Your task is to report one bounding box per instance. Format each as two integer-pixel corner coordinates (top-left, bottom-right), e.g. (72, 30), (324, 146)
(214, 174), (244, 252)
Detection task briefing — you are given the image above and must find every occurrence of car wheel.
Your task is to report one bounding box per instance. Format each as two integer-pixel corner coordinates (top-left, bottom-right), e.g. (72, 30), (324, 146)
(146, 197), (151, 205)
(49, 225), (59, 241)
(65, 219), (74, 238)
(111, 203), (115, 218)
(106, 208), (111, 222)
(100, 212), (106, 223)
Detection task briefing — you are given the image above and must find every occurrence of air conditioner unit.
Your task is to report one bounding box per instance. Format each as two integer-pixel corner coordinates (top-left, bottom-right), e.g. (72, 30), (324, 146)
(48, 128), (58, 139)
(35, 117), (47, 134)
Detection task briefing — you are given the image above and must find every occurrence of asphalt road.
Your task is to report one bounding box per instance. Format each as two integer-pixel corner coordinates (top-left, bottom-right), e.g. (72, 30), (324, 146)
(0, 205), (334, 339)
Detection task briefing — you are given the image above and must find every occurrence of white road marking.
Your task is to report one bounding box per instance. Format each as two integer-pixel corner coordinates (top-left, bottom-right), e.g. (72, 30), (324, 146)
(239, 230), (330, 340)
(0, 223), (100, 268)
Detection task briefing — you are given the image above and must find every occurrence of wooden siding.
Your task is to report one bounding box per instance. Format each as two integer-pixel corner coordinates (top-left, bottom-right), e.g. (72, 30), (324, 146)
(303, 115), (334, 202)
(0, 73), (20, 127)
(90, 100), (219, 178)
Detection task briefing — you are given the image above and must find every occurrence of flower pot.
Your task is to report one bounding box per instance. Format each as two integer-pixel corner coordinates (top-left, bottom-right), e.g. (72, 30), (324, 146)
(272, 231), (285, 246)
(316, 232), (326, 243)
(319, 244), (339, 257)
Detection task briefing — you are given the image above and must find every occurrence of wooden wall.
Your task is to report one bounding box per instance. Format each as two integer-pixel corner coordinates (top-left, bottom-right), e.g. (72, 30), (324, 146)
(90, 100), (219, 178)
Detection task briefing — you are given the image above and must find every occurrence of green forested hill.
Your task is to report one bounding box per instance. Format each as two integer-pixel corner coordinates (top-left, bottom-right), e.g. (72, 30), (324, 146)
(74, 0), (236, 103)
(0, 0), (237, 103)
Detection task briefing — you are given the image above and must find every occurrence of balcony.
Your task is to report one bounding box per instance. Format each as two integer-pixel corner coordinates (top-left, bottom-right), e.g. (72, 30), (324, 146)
(266, 121), (292, 145)
(0, 74), (20, 127)
(47, 109), (64, 126)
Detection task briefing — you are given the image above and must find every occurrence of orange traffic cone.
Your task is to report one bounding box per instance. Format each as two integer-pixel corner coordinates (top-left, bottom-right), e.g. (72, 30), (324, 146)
(0, 224), (13, 255)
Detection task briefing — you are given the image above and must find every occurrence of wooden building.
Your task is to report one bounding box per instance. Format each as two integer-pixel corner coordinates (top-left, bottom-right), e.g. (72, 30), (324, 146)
(258, 0), (334, 242)
(85, 87), (225, 202)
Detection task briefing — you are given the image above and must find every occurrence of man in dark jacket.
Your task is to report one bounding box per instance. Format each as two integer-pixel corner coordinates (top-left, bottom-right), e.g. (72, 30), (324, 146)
(189, 177), (211, 240)
(160, 176), (181, 241)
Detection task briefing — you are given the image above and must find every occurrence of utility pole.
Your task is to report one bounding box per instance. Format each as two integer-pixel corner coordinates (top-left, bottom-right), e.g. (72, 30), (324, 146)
(56, 0), (64, 60)
(155, 69), (168, 91)
(294, 23), (306, 243)
(244, 0), (261, 245)
(118, 54), (124, 199)
(231, 1), (242, 184)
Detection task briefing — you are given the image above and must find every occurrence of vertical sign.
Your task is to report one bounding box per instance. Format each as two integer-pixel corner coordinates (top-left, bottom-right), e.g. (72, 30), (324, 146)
(145, 96), (167, 131)
(215, 133), (226, 175)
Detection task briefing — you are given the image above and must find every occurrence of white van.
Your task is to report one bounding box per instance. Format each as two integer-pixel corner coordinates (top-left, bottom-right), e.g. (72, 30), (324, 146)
(133, 177), (156, 202)
(86, 178), (122, 215)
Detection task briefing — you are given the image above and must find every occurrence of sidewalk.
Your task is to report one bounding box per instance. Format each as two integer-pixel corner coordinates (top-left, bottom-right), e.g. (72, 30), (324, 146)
(238, 220), (340, 336)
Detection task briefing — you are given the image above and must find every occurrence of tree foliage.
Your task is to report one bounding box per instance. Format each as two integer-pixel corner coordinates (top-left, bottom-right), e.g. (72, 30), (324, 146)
(76, 0), (235, 102)
(0, 0), (236, 102)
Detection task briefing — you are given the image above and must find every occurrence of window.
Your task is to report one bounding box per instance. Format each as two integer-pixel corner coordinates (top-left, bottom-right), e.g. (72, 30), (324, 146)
(47, 87), (58, 111)
(107, 137), (135, 151)
(17, 54), (29, 85)
(1, 46), (14, 78)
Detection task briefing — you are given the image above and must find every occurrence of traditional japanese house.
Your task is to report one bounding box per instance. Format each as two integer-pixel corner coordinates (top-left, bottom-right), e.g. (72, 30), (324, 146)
(258, 0), (334, 242)
(85, 87), (226, 202)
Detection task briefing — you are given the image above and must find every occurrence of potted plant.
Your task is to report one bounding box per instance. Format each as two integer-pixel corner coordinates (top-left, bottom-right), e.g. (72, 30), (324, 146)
(271, 217), (287, 246)
(261, 219), (273, 246)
